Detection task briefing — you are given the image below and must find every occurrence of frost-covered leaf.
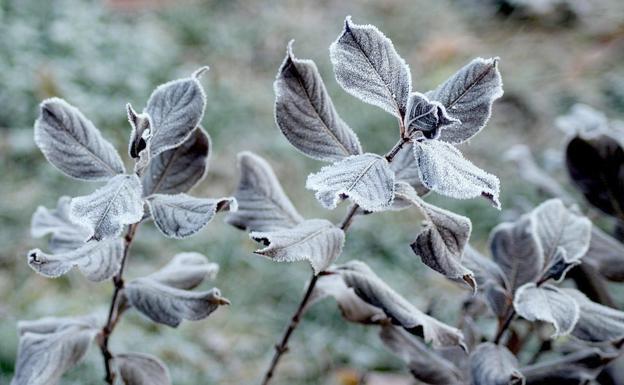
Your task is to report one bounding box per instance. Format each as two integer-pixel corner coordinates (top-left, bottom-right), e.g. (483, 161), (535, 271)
(556, 104), (609, 139)
(427, 58), (503, 144)
(380, 325), (464, 385)
(69, 174), (144, 241)
(306, 153), (395, 211)
(126, 103), (152, 160)
(330, 16), (411, 119)
(226, 152), (303, 232)
(470, 342), (524, 385)
(147, 193), (236, 239)
(414, 140), (500, 208)
(463, 245), (511, 317)
(145, 252), (218, 290)
(389, 143), (430, 196)
(513, 283), (579, 338)
(12, 316), (97, 385)
(489, 215), (543, 292)
(142, 127), (210, 196)
(144, 68), (207, 156)
(404, 92), (459, 139)
(332, 260), (466, 348)
(34, 98), (125, 181)
(566, 134), (624, 218)
(274, 41), (362, 162)
(116, 352), (171, 385)
(562, 288), (624, 343)
(584, 226), (624, 282)
(31, 196), (91, 253)
(27, 238), (123, 282)
(250, 219), (344, 274)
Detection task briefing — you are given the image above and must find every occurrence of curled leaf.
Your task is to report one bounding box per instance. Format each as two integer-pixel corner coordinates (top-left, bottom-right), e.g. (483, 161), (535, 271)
(31, 196), (91, 253)
(116, 352), (171, 385)
(404, 92), (459, 139)
(126, 103), (152, 160)
(470, 342), (524, 385)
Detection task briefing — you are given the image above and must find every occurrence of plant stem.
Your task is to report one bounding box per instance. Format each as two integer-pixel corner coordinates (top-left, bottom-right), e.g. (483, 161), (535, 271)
(98, 223), (139, 384)
(260, 138), (407, 385)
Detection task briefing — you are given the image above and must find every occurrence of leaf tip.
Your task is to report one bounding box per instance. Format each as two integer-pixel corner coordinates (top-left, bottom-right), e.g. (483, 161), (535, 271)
(193, 66), (210, 79)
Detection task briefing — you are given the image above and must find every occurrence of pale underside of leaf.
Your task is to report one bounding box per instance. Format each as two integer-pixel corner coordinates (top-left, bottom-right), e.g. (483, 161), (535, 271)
(116, 352), (172, 385)
(470, 342), (524, 385)
(31, 196), (91, 253)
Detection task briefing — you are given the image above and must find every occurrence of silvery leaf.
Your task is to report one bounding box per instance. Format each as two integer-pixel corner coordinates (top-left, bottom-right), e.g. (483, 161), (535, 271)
(513, 283), (579, 338)
(556, 104), (609, 139)
(404, 92), (459, 139)
(125, 278), (229, 328)
(414, 140), (500, 208)
(27, 238), (123, 282)
(142, 127), (210, 196)
(226, 151), (303, 232)
(306, 153), (395, 211)
(389, 143), (430, 196)
(34, 98), (125, 181)
(489, 215), (543, 292)
(250, 218), (345, 274)
(562, 288), (624, 343)
(463, 245), (511, 317)
(31, 196), (91, 253)
(126, 103), (152, 160)
(147, 193), (236, 239)
(470, 342), (524, 385)
(333, 260), (466, 349)
(144, 67), (207, 156)
(330, 16), (411, 119)
(427, 57), (503, 144)
(69, 174), (144, 241)
(380, 325), (464, 385)
(12, 316), (97, 385)
(274, 41), (362, 162)
(521, 348), (618, 385)
(584, 226), (624, 282)
(145, 252), (219, 290)
(116, 352), (171, 385)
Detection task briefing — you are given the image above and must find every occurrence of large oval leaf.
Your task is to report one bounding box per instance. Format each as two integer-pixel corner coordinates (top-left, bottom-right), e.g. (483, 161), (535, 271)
(470, 342), (524, 385)
(34, 98), (125, 181)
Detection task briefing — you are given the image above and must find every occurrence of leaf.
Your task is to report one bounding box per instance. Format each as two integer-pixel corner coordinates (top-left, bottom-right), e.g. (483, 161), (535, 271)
(584, 226), (624, 282)
(12, 316), (97, 385)
(462, 245), (511, 317)
(34, 98), (125, 181)
(380, 325), (464, 385)
(31, 196), (91, 253)
(404, 92), (459, 139)
(144, 68), (207, 156)
(306, 153), (395, 211)
(126, 103), (151, 160)
(389, 143), (430, 196)
(274, 41), (362, 162)
(489, 215), (543, 293)
(147, 193), (236, 239)
(329, 16), (411, 119)
(116, 352), (171, 385)
(27, 238), (123, 282)
(69, 174), (144, 241)
(556, 104), (609, 139)
(250, 219), (345, 274)
(142, 127), (210, 196)
(332, 260), (466, 349)
(413, 140), (500, 208)
(470, 342), (524, 385)
(566, 134), (624, 218)
(513, 283), (579, 338)
(145, 252), (219, 290)
(427, 57), (503, 144)
(226, 151), (304, 232)
(562, 288), (624, 343)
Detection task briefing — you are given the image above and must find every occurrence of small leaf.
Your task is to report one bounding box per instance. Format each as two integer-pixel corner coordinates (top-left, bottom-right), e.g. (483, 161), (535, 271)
(333, 260), (466, 349)
(556, 104), (609, 138)
(144, 68), (207, 156)
(414, 140), (500, 208)
(389, 143), (430, 196)
(330, 16), (411, 119)
(12, 316), (97, 385)
(380, 325), (464, 385)
(427, 57), (503, 144)
(69, 174), (144, 241)
(584, 226), (624, 282)
(566, 134), (624, 218)
(145, 252), (218, 290)
(126, 103), (152, 160)
(513, 283), (579, 338)
(562, 288), (624, 343)
(470, 342), (524, 385)
(34, 98), (125, 181)
(142, 127), (210, 196)
(147, 193), (236, 239)
(251, 218), (345, 274)
(116, 352), (171, 385)
(274, 41), (362, 162)
(226, 151), (304, 232)
(31, 196), (91, 253)
(27, 238), (123, 282)
(404, 92), (459, 139)
(306, 153), (395, 211)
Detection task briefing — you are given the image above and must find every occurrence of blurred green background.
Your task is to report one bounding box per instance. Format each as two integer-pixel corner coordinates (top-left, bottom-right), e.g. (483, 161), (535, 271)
(1, 0), (623, 384)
